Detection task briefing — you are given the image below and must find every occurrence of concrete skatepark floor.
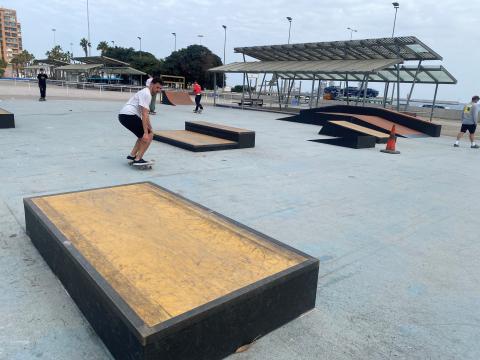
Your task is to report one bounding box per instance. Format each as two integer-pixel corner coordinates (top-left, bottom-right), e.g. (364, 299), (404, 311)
(1, 97), (479, 360)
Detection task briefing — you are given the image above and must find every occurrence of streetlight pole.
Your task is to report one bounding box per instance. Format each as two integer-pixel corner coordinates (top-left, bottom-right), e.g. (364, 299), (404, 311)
(392, 2), (400, 37)
(222, 25), (227, 88)
(70, 42), (73, 60)
(286, 17), (292, 44)
(86, 0), (91, 56)
(197, 34), (204, 45)
(111, 40), (115, 47)
(172, 32), (177, 51)
(347, 27), (357, 40)
(52, 28), (56, 47)
(137, 36), (142, 52)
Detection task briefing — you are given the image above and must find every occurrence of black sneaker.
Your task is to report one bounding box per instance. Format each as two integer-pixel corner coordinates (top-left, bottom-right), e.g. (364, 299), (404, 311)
(453, 144), (459, 147)
(471, 144), (479, 149)
(132, 158), (151, 165)
(127, 155), (136, 161)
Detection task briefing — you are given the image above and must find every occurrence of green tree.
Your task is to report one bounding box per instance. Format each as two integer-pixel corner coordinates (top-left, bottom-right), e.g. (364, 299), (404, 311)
(10, 50), (35, 76)
(103, 47), (164, 75)
(45, 45), (70, 63)
(80, 38), (91, 57)
(97, 41), (110, 56)
(161, 45), (223, 89)
(0, 58), (7, 77)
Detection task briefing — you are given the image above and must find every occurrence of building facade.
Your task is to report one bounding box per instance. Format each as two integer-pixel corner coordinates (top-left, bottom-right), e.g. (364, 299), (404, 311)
(0, 7), (23, 63)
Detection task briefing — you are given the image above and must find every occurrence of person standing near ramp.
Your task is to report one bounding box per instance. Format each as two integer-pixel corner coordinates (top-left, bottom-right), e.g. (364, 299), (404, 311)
(118, 78), (163, 166)
(37, 68), (48, 101)
(454, 95), (480, 148)
(193, 80), (203, 113)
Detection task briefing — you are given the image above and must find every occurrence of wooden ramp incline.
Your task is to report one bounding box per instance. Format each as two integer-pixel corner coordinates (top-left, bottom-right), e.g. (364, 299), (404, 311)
(314, 105), (442, 137)
(319, 120), (389, 143)
(0, 107), (15, 129)
(161, 90), (194, 106)
(154, 121), (255, 152)
(24, 182), (318, 360)
(316, 112), (423, 138)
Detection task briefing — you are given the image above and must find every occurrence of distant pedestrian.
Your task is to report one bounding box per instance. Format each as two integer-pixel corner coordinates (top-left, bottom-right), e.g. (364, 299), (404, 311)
(454, 95), (480, 148)
(193, 80), (203, 113)
(119, 78), (163, 166)
(37, 68), (48, 101)
(145, 74), (157, 115)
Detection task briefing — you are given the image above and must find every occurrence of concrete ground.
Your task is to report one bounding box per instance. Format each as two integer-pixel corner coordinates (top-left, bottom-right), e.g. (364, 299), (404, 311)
(0, 93), (479, 360)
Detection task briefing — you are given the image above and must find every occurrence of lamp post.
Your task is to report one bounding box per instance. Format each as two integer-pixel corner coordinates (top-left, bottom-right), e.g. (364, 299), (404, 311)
(222, 25), (227, 88)
(347, 27), (357, 40)
(197, 34), (204, 45)
(86, 0), (91, 56)
(172, 32), (177, 51)
(111, 40), (115, 47)
(286, 17), (292, 44)
(392, 2), (399, 37)
(137, 36), (142, 52)
(51, 28), (56, 47)
(70, 42), (73, 59)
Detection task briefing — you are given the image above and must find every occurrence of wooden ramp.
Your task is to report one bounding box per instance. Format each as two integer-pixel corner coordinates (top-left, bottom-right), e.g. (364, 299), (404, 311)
(24, 182), (318, 360)
(154, 121), (255, 152)
(153, 130), (238, 152)
(319, 120), (389, 143)
(0, 107), (15, 129)
(161, 90), (194, 106)
(317, 112), (423, 138)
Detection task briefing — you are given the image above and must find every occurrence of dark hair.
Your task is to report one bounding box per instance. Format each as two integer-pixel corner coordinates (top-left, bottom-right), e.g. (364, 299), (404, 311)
(151, 78), (163, 85)
(472, 95), (479, 102)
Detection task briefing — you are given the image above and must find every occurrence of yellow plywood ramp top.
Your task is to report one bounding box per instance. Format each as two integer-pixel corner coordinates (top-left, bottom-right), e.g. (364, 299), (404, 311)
(329, 120), (390, 138)
(33, 183), (306, 327)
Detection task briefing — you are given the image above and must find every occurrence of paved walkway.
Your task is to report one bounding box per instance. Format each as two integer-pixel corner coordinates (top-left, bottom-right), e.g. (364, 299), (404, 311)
(1, 96), (478, 359)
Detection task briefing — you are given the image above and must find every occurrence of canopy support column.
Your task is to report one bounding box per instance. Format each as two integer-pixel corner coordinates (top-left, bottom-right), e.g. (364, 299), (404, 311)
(430, 83), (439, 122)
(405, 60), (422, 110)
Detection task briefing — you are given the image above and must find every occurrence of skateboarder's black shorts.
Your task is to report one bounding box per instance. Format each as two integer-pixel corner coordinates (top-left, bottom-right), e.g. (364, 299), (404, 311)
(119, 114), (144, 138)
(460, 124), (476, 134)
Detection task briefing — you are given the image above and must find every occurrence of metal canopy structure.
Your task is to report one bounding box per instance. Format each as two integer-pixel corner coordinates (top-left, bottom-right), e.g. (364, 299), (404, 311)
(234, 36), (442, 62)
(73, 56), (130, 67)
(209, 62), (456, 84)
(34, 59), (70, 67)
(56, 64), (102, 71)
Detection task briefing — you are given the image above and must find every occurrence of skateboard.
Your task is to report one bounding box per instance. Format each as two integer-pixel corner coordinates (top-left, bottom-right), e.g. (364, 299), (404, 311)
(128, 159), (154, 170)
(39, 98), (46, 101)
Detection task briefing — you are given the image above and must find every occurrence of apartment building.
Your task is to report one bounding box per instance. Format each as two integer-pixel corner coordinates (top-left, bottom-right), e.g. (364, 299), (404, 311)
(0, 7), (23, 63)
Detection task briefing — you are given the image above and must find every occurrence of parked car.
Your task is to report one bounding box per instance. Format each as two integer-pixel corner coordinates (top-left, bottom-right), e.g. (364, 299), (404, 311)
(323, 86), (340, 98)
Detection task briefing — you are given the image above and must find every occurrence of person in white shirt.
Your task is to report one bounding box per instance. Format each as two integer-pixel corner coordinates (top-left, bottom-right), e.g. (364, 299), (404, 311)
(454, 95), (480, 148)
(145, 74), (158, 115)
(118, 78), (163, 165)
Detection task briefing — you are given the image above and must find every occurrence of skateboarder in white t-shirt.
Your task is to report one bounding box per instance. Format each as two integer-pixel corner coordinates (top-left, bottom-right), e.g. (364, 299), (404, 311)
(118, 78), (163, 166)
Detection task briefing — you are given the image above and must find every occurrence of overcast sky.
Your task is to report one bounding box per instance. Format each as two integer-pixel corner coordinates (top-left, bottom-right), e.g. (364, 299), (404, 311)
(5, 0), (480, 101)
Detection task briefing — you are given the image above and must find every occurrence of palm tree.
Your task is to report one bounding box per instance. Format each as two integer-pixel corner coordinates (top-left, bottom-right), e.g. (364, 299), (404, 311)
(11, 50), (35, 77)
(97, 41), (110, 56)
(80, 38), (91, 57)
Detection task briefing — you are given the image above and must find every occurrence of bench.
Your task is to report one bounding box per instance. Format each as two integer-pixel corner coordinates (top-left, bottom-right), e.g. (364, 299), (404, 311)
(0, 108), (15, 129)
(238, 98), (263, 107)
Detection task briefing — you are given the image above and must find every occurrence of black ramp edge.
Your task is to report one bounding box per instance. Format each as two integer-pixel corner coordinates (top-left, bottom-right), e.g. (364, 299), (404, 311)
(310, 136), (376, 149)
(0, 111), (15, 129)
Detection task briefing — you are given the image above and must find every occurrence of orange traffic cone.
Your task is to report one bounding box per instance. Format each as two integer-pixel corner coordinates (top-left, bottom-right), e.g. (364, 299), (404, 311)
(380, 125), (400, 154)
